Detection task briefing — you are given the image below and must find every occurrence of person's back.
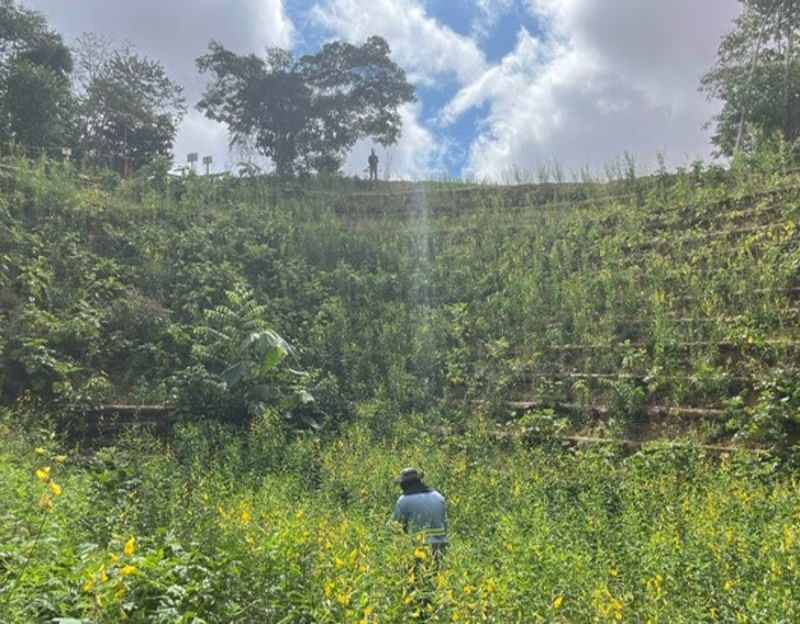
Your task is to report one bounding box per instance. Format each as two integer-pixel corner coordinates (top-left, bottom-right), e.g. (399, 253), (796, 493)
(388, 468), (447, 550)
(392, 489), (447, 545)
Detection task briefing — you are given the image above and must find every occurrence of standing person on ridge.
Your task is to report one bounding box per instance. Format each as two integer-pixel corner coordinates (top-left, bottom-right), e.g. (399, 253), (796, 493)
(368, 148), (379, 181)
(388, 467), (448, 558)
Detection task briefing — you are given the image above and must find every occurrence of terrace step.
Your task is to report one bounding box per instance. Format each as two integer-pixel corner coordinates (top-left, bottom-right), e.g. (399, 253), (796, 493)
(507, 401), (727, 419)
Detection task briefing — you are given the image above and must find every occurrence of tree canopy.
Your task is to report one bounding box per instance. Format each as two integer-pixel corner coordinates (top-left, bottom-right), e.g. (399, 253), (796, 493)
(701, 0), (800, 157)
(197, 36), (415, 178)
(0, 2), (185, 174)
(74, 46), (186, 175)
(0, 0), (73, 149)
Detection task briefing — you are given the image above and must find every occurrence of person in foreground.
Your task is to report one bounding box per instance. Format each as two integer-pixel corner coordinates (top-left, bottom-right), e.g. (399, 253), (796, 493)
(388, 467), (448, 558)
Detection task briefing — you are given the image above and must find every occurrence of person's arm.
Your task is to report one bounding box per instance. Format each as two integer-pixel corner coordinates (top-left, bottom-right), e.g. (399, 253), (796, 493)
(387, 498), (407, 534)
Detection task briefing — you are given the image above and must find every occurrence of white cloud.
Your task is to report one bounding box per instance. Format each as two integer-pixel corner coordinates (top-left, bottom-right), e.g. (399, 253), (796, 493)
(441, 28), (547, 123)
(471, 0), (515, 40)
(455, 0), (741, 180)
(532, 0), (738, 100)
(248, 0), (295, 48)
(310, 0), (486, 85)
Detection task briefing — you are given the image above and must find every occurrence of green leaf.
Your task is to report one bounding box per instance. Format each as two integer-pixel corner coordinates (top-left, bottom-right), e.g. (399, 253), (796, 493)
(223, 360), (249, 388)
(260, 344), (285, 375)
(250, 384), (280, 402)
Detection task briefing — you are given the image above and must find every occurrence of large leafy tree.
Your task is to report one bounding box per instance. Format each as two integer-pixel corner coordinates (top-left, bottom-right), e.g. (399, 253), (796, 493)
(197, 36), (415, 178)
(74, 42), (186, 175)
(701, 0), (800, 156)
(0, 0), (73, 149)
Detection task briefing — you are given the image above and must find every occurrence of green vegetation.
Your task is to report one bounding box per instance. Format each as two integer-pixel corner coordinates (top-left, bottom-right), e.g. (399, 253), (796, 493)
(2, 150), (799, 446)
(3, 414), (800, 622)
(1, 148), (800, 621)
(2, 0), (800, 620)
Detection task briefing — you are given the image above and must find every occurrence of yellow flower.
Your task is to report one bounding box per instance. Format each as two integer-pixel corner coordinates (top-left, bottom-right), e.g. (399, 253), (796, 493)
(120, 564), (135, 575)
(54, 455), (67, 463)
(83, 572), (94, 592)
(109, 552), (119, 564)
(414, 546), (426, 560)
(124, 537), (135, 555)
(36, 466), (51, 481)
(38, 492), (53, 512)
(100, 566), (108, 583)
(48, 481), (62, 496)
(553, 595), (563, 609)
(35, 447), (47, 456)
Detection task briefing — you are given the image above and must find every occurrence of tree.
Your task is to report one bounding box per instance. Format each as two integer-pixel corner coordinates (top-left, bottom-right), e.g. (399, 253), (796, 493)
(197, 36), (415, 178)
(701, 0), (800, 157)
(0, 0), (73, 150)
(4, 58), (72, 147)
(74, 43), (186, 175)
(0, 0), (49, 64)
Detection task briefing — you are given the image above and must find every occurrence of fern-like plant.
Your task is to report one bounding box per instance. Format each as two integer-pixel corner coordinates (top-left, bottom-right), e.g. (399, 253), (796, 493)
(172, 284), (314, 426)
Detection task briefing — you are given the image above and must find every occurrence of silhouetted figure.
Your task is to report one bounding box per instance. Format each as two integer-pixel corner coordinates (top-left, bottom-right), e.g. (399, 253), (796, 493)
(368, 148), (379, 181)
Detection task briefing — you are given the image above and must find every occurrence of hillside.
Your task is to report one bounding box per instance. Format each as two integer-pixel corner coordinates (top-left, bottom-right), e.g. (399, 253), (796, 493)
(4, 155), (800, 623)
(1, 156), (799, 449)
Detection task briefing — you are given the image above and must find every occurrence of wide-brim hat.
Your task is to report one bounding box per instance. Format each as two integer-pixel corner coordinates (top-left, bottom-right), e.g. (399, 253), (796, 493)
(396, 467), (424, 484)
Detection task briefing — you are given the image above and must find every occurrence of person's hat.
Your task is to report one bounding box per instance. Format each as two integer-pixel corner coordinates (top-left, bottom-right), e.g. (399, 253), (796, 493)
(396, 467), (424, 484)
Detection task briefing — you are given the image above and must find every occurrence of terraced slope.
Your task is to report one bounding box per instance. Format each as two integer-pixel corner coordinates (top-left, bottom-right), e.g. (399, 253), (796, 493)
(436, 182), (798, 445)
(327, 175), (800, 446)
(1, 160), (798, 448)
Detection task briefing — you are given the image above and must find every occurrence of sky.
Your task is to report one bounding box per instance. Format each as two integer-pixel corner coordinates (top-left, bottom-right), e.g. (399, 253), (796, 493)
(23, 0), (742, 181)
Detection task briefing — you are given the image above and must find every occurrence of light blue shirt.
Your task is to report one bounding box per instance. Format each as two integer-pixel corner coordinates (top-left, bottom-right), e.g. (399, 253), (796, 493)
(389, 490), (448, 544)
